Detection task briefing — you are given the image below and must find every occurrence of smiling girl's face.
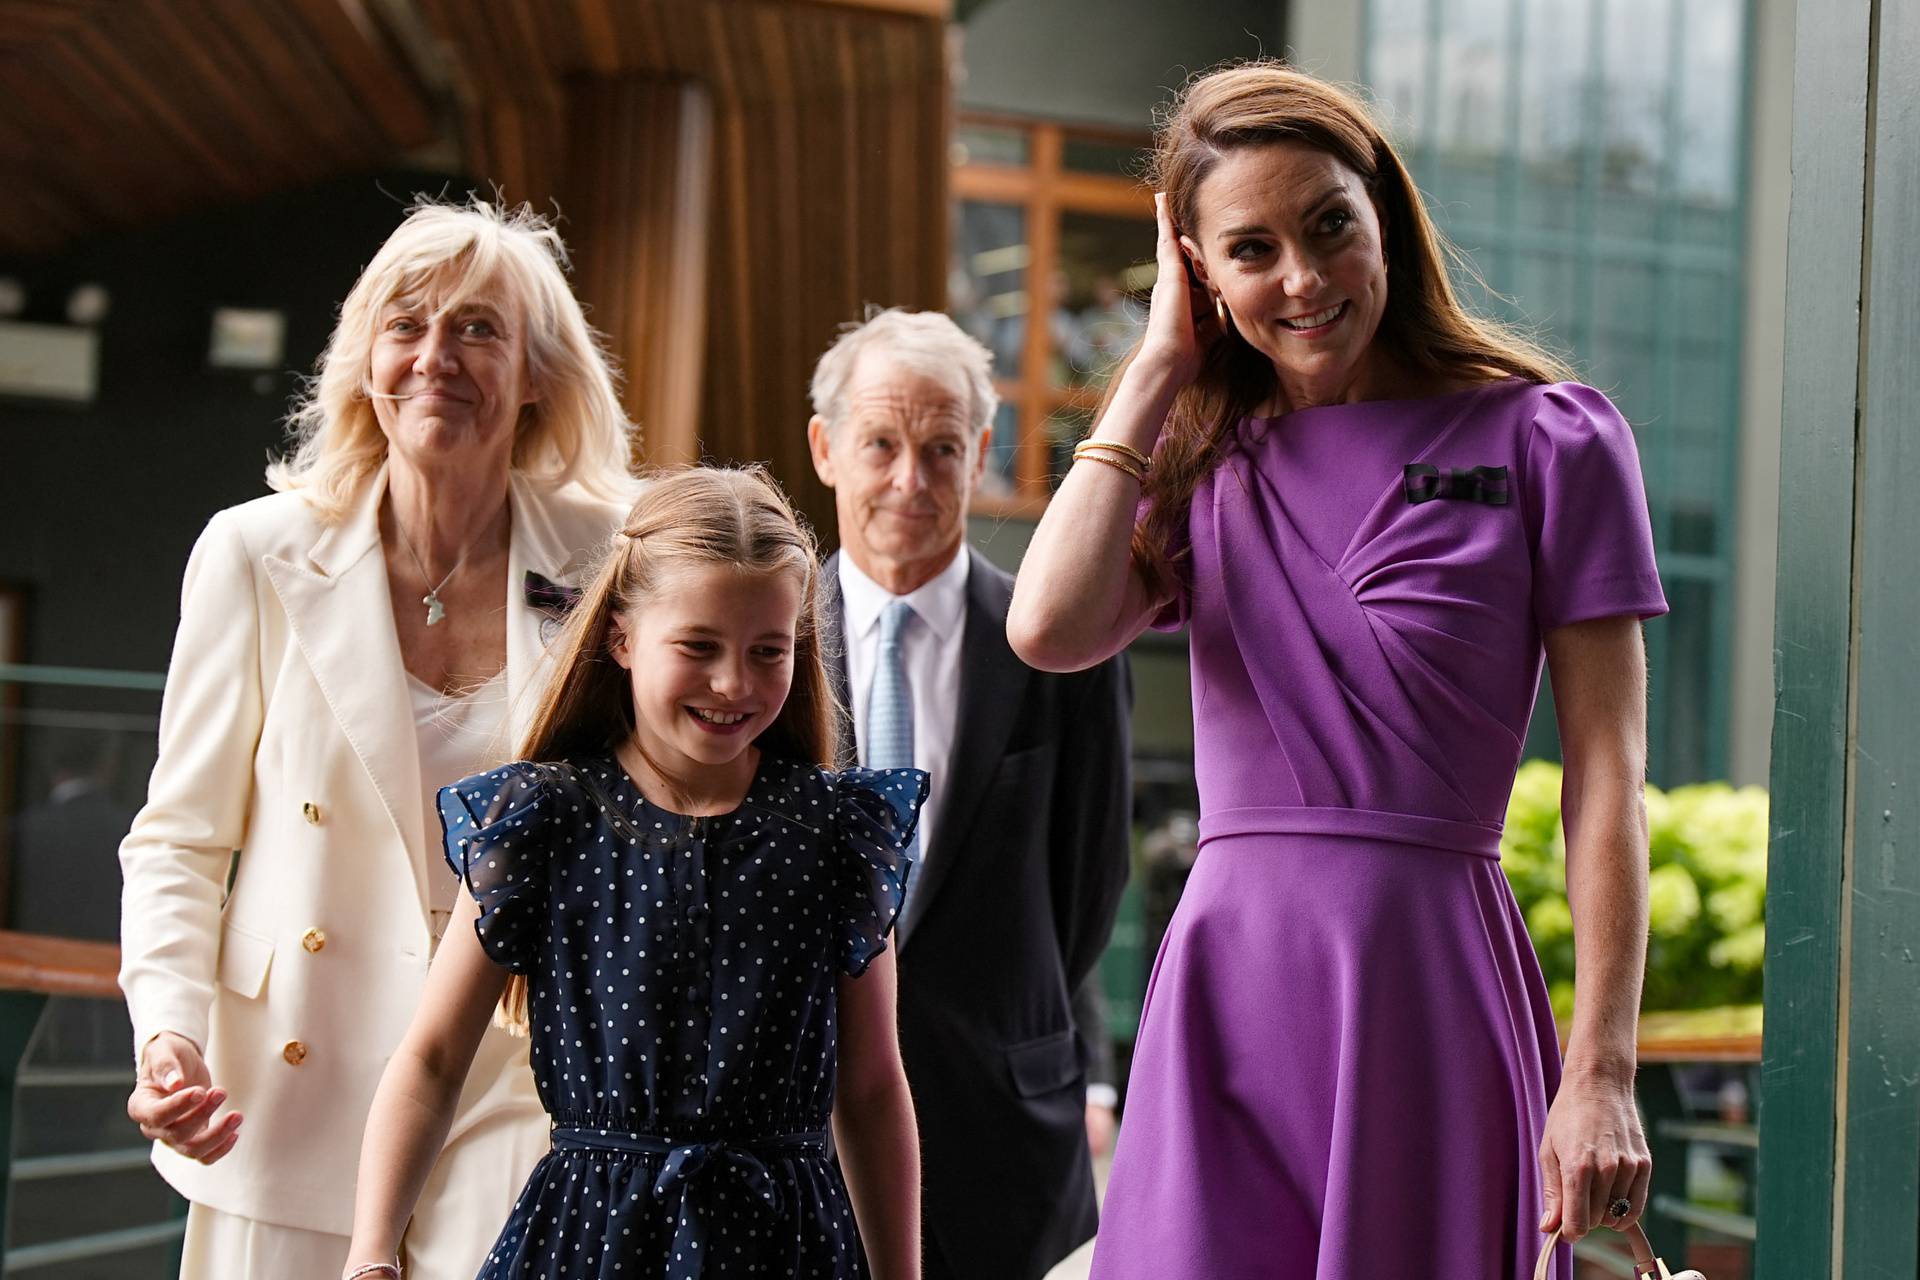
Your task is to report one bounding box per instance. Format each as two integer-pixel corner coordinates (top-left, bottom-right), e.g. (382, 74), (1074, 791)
(1179, 139), (1392, 413)
(610, 564), (803, 795)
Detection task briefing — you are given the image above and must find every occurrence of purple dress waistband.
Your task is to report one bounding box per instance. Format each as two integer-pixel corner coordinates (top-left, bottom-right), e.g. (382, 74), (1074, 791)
(1197, 806), (1505, 859)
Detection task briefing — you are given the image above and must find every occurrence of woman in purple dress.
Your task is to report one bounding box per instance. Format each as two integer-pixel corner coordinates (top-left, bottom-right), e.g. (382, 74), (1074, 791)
(1008, 63), (1665, 1279)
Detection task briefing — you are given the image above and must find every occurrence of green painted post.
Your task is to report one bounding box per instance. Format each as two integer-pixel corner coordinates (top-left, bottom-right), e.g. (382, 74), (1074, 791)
(1755, 0), (1913, 1277)
(1838, 0), (1920, 1269)
(0, 990), (49, 1258)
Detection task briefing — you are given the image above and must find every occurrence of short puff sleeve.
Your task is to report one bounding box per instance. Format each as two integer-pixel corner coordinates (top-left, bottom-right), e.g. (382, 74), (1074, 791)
(438, 761), (555, 974)
(830, 767), (930, 977)
(1523, 383), (1670, 631)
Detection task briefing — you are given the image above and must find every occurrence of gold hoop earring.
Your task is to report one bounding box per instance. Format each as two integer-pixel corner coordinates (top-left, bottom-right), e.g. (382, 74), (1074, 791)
(1214, 294), (1229, 327)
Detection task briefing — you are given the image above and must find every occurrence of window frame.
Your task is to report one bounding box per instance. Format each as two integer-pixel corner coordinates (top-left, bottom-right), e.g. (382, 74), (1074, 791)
(951, 112), (1154, 516)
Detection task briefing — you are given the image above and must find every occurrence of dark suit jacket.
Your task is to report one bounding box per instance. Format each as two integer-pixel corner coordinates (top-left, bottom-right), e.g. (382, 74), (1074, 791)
(824, 549), (1132, 1280)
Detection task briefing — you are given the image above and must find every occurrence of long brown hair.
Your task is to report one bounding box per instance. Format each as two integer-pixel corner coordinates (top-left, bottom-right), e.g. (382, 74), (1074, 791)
(493, 464), (836, 1031)
(1130, 60), (1578, 596)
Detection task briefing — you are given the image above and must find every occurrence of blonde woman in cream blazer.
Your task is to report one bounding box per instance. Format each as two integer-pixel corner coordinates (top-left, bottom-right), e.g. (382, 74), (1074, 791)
(118, 201), (635, 1280)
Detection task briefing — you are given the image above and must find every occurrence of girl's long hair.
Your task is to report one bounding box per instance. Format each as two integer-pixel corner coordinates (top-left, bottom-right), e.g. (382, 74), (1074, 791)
(1130, 61), (1578, 597)
(493, 465), (836, 1031)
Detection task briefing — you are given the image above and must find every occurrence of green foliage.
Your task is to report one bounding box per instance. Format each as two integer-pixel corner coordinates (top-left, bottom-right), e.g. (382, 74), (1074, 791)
(1498, 761), (1768, 1017)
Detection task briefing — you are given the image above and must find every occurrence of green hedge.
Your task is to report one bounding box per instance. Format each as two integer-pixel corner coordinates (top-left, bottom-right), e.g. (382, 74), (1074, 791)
(1500, 760), (1768, 1018)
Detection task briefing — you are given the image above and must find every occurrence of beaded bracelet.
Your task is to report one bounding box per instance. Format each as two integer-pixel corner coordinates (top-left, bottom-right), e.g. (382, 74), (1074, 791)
(1074, 438), (1151, 471)
(1072, 449), (1145, 484)
(344, 1263), (402, 1280)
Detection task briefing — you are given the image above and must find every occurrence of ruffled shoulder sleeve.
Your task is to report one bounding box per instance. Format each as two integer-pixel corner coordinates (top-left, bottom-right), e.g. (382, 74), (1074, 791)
(828, 766), (930, 977)
(437, 761), (558, 974)
(1522, 383), (1670, 631)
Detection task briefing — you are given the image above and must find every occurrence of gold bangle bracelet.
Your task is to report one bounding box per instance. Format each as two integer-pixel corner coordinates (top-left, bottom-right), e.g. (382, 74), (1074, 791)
(1074, 438), (1151, 470)
(1074, 451), (1145, 484)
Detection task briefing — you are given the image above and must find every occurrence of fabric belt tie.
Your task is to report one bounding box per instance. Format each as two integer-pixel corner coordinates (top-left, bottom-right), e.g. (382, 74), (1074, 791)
(1196, 805), (1504, 859)
(550, 1126), (826, 1277)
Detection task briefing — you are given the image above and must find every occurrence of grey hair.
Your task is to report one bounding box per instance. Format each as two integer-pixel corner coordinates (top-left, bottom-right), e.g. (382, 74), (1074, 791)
(808, 307), (998, 436)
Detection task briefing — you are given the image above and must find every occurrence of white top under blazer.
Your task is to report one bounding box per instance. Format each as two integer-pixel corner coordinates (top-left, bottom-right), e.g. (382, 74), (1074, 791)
(118, 466), (626, 1235)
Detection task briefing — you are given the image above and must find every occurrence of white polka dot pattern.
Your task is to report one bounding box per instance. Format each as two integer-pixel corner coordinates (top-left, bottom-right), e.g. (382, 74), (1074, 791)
(435, 754), (928, 1278)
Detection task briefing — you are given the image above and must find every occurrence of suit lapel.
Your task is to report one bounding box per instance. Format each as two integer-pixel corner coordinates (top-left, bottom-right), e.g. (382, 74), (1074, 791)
(262, 473), (599, 924)
(263, 468), (431, 917)
(505, 474), (592, 750)
(897, 550), (1028, 947)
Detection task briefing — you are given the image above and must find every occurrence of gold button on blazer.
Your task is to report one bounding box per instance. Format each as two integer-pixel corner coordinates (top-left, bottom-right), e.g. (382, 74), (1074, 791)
(118, 467), (627, 1237)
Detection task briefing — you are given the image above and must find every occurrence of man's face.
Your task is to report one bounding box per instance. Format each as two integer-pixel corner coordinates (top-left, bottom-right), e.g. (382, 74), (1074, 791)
(808, 352), (988, 584)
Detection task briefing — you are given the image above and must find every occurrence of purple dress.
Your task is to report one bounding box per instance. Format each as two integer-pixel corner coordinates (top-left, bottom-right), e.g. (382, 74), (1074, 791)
(1089, 381), (1668, 1280)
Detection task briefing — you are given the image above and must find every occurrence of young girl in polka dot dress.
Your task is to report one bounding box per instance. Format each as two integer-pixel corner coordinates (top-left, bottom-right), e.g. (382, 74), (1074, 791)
(344, 467), (925, 1280)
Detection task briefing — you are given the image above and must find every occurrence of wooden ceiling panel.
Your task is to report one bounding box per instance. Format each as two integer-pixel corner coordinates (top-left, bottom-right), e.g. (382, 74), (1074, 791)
(0, 0), (436, 255)
(282, 0), (436, 149)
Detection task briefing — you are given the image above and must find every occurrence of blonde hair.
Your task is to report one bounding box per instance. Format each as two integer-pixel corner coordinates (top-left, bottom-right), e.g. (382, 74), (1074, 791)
(1130, 61), (1577, 594)
(493, 465), (837, 1031)
(269, 198), (635, 518)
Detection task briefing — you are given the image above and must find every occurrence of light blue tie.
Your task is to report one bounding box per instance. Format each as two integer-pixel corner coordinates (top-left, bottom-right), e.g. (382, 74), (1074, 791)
(866, 600), (921, 907)
(866, 600), (916, 771)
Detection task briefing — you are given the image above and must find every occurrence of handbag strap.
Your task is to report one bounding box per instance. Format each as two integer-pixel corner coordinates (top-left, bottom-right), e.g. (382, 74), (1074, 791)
(1532, 1223), (1664, 1280)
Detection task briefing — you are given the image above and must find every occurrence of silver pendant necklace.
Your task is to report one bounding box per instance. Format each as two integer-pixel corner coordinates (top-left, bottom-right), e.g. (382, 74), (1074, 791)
(394, 522), (472, 627)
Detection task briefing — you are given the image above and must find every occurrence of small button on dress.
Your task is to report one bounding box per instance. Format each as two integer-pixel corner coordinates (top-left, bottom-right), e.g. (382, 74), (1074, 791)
(438, 752), (927, 1280)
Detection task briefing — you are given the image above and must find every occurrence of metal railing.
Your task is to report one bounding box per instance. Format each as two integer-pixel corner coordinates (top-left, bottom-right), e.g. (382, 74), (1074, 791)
(1572, 1029), (1760, 1278)
(1, 664), (182, 1276)
(0, 934), (186, 1275)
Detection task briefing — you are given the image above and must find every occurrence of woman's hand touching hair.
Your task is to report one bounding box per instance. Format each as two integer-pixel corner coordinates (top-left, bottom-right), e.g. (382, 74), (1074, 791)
(1134, 193), (1219, 393)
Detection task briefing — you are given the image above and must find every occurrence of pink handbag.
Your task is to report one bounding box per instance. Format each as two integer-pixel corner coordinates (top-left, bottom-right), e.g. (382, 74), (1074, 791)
(1532, 1222), (1706, 1280)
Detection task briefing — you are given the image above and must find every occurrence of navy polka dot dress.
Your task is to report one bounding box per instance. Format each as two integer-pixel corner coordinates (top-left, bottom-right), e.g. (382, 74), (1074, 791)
(438, 752), (928, 1280)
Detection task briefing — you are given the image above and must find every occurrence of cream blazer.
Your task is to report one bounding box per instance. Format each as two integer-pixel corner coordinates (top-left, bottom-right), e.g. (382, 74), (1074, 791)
(119, 467), (626, 1236)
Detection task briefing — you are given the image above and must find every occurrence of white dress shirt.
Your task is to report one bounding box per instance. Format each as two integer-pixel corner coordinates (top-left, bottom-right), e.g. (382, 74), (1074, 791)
(840, 546), (969, 864)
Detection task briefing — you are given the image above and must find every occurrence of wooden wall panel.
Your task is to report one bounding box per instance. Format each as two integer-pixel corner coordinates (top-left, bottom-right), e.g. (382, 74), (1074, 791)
(689, 16), (950, 534)
(564, 78), (714, 468)
(420, 0), (950, 533)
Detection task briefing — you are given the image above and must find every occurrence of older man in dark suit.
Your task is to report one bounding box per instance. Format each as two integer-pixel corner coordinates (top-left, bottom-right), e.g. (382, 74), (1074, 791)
(805, 308), (1132, 1280)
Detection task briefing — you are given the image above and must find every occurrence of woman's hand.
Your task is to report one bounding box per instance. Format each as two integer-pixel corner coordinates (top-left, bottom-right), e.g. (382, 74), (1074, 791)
(127, 1031), (243, 1163)
(1134, 193), (1217, 392)
(1538, 1069), (1652, 1241)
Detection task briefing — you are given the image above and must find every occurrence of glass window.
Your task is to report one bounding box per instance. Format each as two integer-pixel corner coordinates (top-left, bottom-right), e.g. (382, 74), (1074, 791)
(1367, 0), (1752, 785)
(1053, 211), (1154, 390)
(950, 201), (1029, 381)
(953, 122), (1028, 168)
(1432, 0), (1510, 161)
(1599, 0), (1674, 198)
(1367, 0), (1436, 154)
(1062, 136), (1148, 180)
(950, 119), (1150, 502)
(1512, 0), (1589, 231)
(1659, 576), (1719, 782)
(1043, 404), (1094, 491)
(1676, 0), (1745, 206)
(979, 399), (1021, 499)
